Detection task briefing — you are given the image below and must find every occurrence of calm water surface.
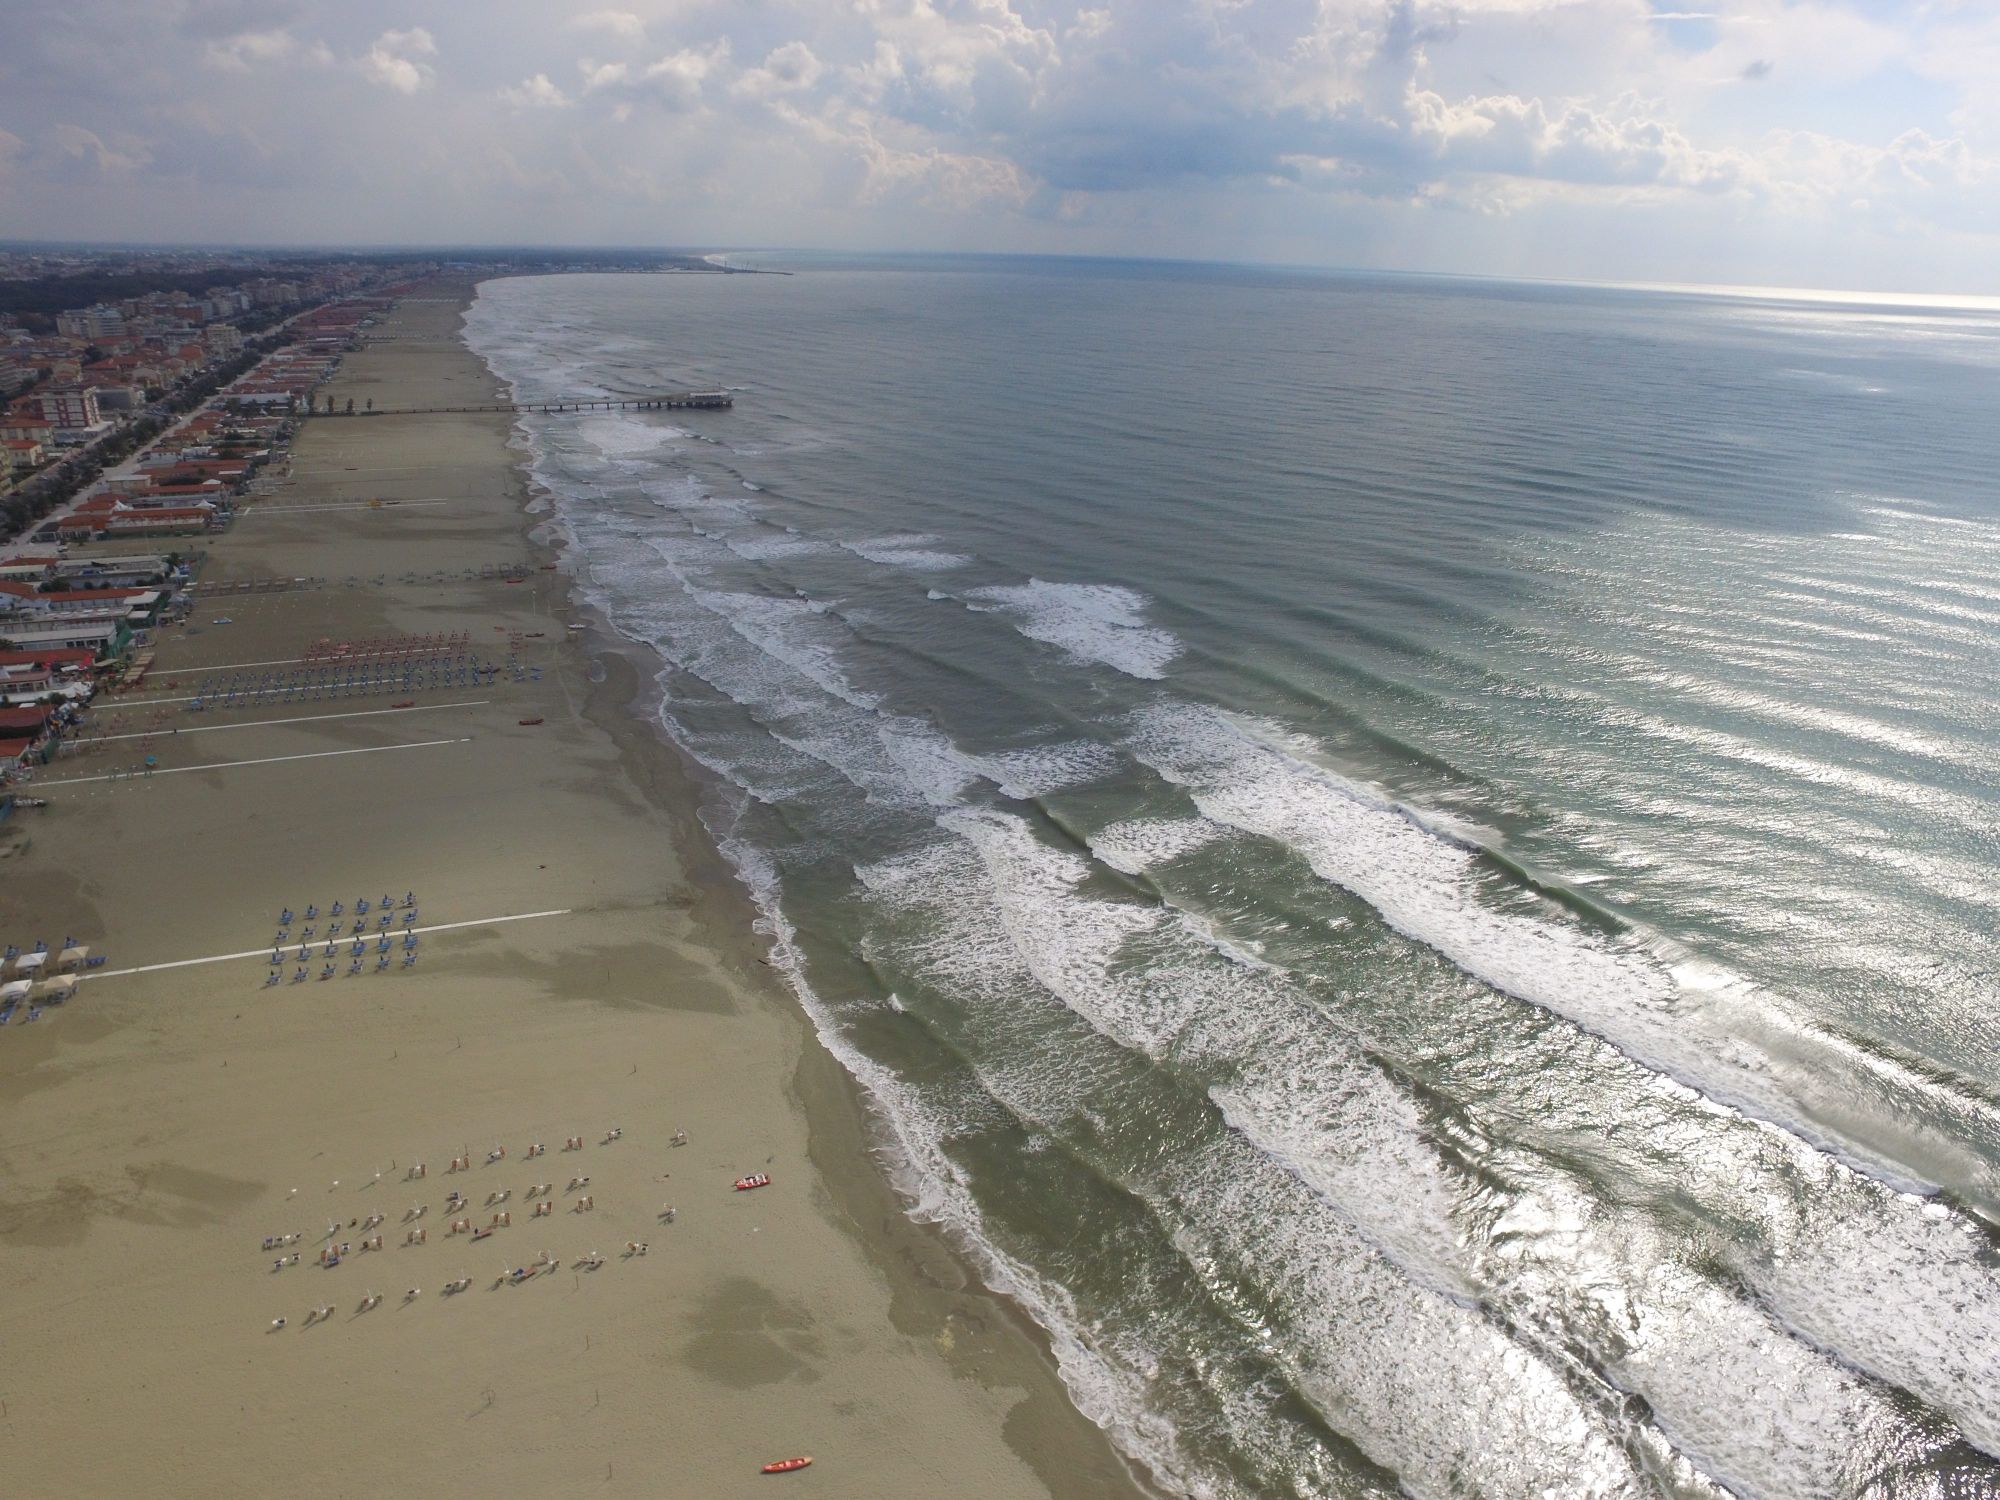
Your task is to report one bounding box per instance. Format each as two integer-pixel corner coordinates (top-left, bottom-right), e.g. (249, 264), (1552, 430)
(465, 257), (2000, 1499)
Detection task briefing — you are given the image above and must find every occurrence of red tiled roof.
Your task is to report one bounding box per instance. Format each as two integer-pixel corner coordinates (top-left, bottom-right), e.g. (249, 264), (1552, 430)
(0, 648), (97, 669)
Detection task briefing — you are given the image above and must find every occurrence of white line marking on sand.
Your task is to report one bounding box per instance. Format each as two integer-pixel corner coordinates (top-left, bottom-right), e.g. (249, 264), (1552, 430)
(118, 640), (501, 677)
(93, 910), (575, 978)
(126, 654), (318, 672)
(36, 737), (471, 786)
(105, 679), (487, 707)
(243, 500), (451, 515)
(85, 701), (488, 742)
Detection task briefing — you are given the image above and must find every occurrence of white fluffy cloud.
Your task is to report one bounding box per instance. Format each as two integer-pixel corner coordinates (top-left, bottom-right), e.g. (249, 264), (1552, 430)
(499, 72), (569, 109)
(733, 41), (824, 101)
(359, 26), (438, 95)
(571, 10), (648, 43)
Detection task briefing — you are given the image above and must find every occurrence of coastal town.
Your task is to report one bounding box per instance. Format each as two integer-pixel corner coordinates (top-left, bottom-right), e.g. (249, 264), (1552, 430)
(0, 262), (420, 789)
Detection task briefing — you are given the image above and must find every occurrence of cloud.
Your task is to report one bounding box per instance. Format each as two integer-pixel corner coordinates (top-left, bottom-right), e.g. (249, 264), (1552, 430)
(204, 29), (301, 72)
(47, 123), (150, 177)
(1, 0), (1997, 291)
(571, 10), (648, 43)
(359, 27), (437, 95)
(733, 42), (825, 100)
(641, 41), (729, 108)
(583, 40), (730, 110)
(500, 73), (570, 109)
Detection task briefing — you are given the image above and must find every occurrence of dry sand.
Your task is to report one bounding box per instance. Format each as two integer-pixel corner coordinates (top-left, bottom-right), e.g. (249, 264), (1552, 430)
(0, 283), (1149, 1499)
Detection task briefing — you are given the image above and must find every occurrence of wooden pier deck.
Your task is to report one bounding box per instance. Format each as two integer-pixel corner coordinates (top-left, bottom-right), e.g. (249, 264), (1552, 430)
(324, 391), (733, 417)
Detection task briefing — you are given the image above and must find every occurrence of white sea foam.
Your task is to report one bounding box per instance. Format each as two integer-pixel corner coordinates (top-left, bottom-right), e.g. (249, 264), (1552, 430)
(974, 741), (1123, 800)
(843, 535), (974, 572)
(893, 807), (2000, 1496)
(720, 533), (831, 562)
(862, 821), (1675, 1495)
(1118, 701), (1974, 1200)
(1088, 817), (1228, 875)
(570, 410), (686, 456)
(688, 589), (882, 713)
(962, 579), (1182, 680)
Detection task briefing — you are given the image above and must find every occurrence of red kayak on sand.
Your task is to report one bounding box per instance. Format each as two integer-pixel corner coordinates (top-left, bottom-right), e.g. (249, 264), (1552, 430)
(518, 717), (545, 725)
(761, 1457), (812, 1474)
(734, 1173), (772, 1192)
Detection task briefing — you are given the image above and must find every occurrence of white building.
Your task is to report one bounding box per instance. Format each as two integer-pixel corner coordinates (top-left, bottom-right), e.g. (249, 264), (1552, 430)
(55, 305), (127, 341)
(38, 387), (103, 432)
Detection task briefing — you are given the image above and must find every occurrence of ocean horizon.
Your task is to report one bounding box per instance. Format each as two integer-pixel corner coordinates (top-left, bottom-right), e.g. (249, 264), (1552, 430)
(466, 254), (2000, 1499)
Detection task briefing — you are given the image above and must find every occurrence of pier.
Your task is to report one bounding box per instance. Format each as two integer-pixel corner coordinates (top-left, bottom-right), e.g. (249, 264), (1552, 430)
(322, 390), (733, 416)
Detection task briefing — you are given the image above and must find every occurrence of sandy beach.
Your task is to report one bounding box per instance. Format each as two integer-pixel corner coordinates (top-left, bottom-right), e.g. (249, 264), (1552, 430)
(0, 281), (1147, 1499)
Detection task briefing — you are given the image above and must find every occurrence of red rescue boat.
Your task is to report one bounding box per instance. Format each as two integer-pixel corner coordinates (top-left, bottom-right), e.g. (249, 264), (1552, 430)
(734, 1173), (772, 1192)
(761, 1456), (812, 1475)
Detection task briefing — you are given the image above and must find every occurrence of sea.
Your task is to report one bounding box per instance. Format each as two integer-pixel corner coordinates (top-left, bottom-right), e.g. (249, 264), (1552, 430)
(463, 255), (2000, 1500)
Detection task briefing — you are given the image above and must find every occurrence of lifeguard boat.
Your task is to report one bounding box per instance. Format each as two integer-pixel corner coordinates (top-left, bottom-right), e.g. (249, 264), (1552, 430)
(760, 1456), (812, 1474)
(733, 1173), (772, 1192)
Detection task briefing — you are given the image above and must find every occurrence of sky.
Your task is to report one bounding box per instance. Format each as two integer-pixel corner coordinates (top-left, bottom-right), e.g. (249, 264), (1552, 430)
(3, 0), (1998, 292)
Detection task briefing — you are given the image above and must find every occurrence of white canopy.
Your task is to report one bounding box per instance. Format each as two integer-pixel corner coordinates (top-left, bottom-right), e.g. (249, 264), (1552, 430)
(10, 951), (48, 973)
(0, 979), (31, 1000)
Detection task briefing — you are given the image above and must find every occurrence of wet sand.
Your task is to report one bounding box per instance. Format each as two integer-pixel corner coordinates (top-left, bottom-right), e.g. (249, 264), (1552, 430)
(0, 281), (1149, 1499)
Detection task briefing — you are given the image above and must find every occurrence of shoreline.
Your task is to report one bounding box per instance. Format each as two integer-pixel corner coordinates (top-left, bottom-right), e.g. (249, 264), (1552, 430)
(477, 277), (1157, 1500)
(0, 274), (1150, 1500)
